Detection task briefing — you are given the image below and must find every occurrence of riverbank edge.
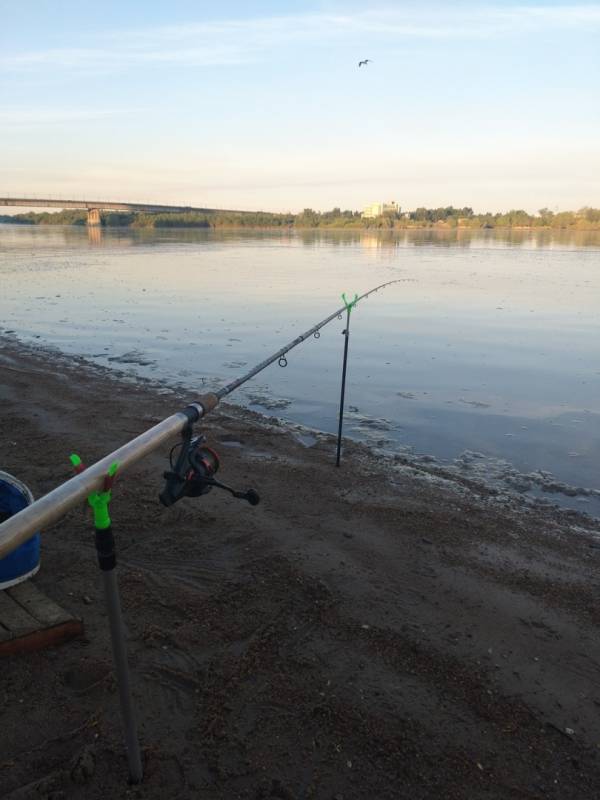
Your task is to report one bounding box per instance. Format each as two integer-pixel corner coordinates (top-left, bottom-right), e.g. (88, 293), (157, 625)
(3, 336), (600, 798)
(3, 219), (600, 232)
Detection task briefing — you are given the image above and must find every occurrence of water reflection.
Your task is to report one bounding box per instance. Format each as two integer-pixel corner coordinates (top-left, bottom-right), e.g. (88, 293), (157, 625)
(0, 223), (599, 515)
(87, 225), (103, 245)
(2, 223), (599, 251)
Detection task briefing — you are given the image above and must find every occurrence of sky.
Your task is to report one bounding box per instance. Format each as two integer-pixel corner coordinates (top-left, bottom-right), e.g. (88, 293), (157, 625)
(1, 1), (599, 213)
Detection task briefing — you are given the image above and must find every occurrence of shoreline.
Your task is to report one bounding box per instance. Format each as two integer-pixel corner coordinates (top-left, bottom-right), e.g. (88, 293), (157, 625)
(1, 338), (600, 798)
(3, 330), (599, 523)
(3, 220), (600, 233)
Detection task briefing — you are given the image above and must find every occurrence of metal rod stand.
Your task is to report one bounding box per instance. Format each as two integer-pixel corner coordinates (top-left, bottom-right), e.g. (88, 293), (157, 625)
(336, 308), (352, 467)
(96, 526), (143, 784)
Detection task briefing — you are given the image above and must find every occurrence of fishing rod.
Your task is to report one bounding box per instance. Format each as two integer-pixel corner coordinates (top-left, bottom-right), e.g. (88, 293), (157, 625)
(159, 279), (404, 506)
(0, 276), (404, 784)
(215, 278), (400, 399)
(0, 278), (404, 558)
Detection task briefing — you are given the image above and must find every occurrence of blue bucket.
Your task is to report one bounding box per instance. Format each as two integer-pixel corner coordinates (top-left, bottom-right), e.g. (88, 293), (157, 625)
(0, 471), (40, 590)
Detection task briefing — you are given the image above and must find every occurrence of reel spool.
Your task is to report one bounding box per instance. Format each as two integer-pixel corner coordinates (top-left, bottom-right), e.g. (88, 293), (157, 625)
(160, 433), (259, 508)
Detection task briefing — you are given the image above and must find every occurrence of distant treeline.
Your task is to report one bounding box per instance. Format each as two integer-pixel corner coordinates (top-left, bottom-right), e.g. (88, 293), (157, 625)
(2, 206), (600, 230)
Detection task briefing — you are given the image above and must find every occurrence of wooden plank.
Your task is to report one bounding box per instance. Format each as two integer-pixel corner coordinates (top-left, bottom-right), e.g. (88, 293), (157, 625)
(0, 582), (84, 656)
(7, 581), (72, 627)
(0, 620), (83, 657)
(0, 590), (39, 637)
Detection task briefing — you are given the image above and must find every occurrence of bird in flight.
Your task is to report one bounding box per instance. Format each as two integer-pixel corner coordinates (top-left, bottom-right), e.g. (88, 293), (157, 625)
(358, 59), (372, 67)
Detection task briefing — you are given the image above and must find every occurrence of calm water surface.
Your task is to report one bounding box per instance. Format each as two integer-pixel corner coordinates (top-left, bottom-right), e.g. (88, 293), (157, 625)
(1, 225), (599, 515)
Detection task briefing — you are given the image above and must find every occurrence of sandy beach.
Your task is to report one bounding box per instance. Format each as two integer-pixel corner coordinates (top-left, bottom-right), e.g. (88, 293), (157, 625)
(1, 336), (599, 800)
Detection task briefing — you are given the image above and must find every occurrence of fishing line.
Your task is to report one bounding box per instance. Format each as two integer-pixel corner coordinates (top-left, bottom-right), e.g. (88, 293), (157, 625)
(0, 276), (408, 785)
(0, 278), (408, 555)
(215, 279), (405, 399)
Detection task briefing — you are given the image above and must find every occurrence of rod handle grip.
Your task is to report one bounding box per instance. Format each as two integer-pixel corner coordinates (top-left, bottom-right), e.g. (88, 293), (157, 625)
(196, 393), (220, 416)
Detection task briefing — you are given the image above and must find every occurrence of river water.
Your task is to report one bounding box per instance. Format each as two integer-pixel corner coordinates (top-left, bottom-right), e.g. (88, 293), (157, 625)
(1, 224), (599, 516)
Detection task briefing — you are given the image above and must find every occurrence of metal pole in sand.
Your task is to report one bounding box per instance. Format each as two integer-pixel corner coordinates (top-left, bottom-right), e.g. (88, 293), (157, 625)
(336, 294), (358, 467)
(100, 565), (143, 783)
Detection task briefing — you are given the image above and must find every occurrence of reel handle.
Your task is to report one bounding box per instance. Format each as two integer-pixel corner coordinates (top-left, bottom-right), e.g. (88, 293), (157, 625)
(206, 477), (260, 506)
(232, 488), (260, 506)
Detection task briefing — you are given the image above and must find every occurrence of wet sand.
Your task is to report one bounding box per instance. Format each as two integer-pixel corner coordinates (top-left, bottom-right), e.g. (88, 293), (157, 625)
(1, 337), (600, 799)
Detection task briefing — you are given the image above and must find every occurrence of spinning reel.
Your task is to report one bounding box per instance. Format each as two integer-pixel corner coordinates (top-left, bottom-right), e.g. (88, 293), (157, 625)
(160, 426), (259, 508)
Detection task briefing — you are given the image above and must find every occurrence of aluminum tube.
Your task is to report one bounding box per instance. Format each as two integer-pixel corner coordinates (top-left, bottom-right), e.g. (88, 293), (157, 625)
(0, 412), (189, 559)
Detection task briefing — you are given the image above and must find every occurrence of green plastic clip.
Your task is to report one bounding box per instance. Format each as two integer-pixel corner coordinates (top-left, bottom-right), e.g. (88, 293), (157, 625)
(70, 454), (120, 530)
(342, 292), (359, 315)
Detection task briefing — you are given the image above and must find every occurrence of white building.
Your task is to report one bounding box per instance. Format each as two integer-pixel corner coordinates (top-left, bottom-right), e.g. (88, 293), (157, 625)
(362, 201), (401, 219)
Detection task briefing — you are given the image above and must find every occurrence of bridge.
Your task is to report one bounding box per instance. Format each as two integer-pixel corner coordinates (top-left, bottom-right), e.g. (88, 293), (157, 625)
(0, 197), (245, 226)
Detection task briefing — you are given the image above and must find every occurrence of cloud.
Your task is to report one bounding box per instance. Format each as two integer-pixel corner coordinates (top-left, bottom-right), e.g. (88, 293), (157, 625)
(0, 108), (143, 130)
(2, 5), (599, 72)
(2, 45), (248, 71)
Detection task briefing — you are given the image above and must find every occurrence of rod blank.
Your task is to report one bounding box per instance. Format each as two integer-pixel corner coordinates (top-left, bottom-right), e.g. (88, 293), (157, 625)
(0, 281), (403, 557)
(0, 413), (188, 558)
(217, 279), (401, 399)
